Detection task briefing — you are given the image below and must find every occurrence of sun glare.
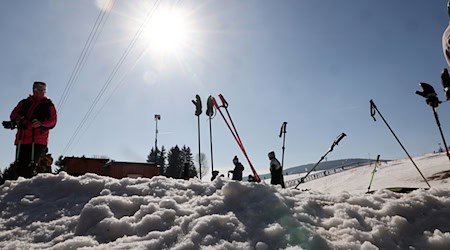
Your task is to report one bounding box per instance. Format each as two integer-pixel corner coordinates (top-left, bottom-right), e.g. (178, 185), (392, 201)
(145, 9), (189, 53)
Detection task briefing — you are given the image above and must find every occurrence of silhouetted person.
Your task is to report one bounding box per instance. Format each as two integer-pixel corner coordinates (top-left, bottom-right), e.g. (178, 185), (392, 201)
(228, 156), (244, 181)
(268, 151), (285, 188)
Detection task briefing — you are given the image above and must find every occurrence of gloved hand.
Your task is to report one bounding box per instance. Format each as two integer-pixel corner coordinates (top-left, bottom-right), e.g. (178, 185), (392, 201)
(416, 82), (440, 108)
(2, 121), (15, 129)
(14, 116), (26, 129)
(32, 119), (42, 128)
(441, 68), (450, 101)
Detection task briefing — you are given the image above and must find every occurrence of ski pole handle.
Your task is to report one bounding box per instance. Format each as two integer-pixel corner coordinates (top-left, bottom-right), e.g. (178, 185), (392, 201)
(370, 99), (377, 121)
(330, 132), (346, 151)
(206, 95), (215, 117)
(279, 122), (287, 138)
(211, 97), (220, 109)
(218, 94), (229, 108)
(335, 133), (346, 145)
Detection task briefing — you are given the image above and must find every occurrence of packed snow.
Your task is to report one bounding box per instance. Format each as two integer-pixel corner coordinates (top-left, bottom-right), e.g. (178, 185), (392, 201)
(1, 152), (450, 249)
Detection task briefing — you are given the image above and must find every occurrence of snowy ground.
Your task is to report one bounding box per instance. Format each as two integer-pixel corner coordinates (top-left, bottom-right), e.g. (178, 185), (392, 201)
(1, 152), (450, 249)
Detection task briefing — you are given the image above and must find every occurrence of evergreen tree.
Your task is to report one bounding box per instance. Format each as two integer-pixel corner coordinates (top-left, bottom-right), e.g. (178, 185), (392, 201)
(146, 148), (157, 163)
(0, 163), (17, 185)
(147, 146), (167, 176)
(181, 145), (196, 178)
(166, 145), (183, 178)
(157, 146), (167, 176)
(0, 167), (3, 185)
(181, 145), (194, 165)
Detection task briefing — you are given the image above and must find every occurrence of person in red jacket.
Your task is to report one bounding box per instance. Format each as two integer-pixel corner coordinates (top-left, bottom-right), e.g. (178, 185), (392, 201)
(4, 81), (57, 178)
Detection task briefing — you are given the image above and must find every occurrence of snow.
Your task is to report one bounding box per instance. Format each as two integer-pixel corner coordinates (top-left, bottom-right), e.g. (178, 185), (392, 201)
(1, 153), (450, 249)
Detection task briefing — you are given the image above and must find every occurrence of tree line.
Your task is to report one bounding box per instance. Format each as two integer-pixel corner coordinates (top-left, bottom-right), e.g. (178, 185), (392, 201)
(147, 145), (200, 179)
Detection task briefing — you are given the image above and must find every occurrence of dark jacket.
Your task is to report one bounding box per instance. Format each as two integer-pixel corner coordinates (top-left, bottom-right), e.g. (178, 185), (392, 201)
(270, 157), (285, 188)
(230, 162), (244, 181)
(10, 95), (57, 145)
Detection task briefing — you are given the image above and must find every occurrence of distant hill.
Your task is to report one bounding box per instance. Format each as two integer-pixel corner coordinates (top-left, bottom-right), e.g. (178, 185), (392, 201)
(258, 158), (385, 180)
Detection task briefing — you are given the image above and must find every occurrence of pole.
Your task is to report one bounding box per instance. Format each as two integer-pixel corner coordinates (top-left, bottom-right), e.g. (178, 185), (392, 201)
(209, 117), (214, 172)
(154, 114), (160, 163)
(295, 132), (346, 189)
(432, 107), (450, 162)
(16, 128), (23, 163)
(212, 95), (261, 182)
(367, 154), (380, 193)
(370, 99), (431, 188)
(206, 96), (215, 174)
(198, 115), (202, 180)
(279, 122), (287, 168)
(192, 95), (202, 179)
(30, 127), (36, 176)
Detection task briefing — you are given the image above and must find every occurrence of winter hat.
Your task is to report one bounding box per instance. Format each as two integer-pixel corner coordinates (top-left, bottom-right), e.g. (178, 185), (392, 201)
(33, 81), (46, 90)
(268, 151), (275, 159)
(233, 156), (238, 163)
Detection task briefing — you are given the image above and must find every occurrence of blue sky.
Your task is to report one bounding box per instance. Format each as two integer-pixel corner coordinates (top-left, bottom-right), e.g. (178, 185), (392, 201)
(0, 0), (449, 178)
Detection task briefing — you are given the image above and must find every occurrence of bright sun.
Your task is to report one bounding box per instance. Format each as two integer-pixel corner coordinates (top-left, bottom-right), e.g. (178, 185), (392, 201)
(144, 8), (189, 53)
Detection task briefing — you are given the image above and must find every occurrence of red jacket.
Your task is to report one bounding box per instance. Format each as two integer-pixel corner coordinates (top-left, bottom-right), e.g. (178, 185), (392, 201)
(10, 95), (57, 145)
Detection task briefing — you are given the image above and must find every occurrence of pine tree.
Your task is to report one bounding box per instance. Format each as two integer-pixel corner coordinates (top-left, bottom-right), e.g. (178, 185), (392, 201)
(181, 145), (196, 178)
(147, 146), (167, 175)
(147, 148), (157, 163)
(166, 145), (183, 178)
(157, 146), (167, 175)
(0, 163), (17, 185)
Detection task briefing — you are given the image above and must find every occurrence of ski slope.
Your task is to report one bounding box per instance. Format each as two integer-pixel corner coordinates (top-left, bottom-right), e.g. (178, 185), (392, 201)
(286, 152), (450, 194)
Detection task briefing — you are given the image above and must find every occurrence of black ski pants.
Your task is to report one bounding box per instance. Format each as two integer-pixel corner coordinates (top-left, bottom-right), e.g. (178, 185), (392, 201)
(14, 144), (47, 178)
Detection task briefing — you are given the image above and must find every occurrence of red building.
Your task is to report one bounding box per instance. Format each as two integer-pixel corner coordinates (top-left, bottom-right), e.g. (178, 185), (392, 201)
(62, 156), (160, 179)
(105, 161), (160, 179)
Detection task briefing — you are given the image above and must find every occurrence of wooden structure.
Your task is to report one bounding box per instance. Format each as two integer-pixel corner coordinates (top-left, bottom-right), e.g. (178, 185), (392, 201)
(105, 161), (160, 179)
(62, 156), (159, 179)
(62, 157), (109, 177)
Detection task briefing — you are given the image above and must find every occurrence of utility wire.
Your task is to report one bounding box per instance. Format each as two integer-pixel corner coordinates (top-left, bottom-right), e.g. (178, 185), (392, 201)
(62, 0), (162, 155)
(57, 0), (115, 113)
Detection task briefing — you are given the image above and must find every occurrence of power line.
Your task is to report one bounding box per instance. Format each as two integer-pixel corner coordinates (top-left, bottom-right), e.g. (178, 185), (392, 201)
(57, 0), (115, 114)
(61, 0), (162, 156)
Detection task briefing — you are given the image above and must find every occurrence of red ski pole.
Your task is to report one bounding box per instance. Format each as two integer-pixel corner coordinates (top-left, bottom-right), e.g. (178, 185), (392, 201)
(211, 96), (261, 182)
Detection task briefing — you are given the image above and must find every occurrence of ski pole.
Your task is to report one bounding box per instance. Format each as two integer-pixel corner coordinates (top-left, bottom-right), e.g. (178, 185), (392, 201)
(16, 128), (23, 163)
(295, 132), (346, 189)
(416, 82), (450, 163)
(218, 94), (243, 146)
(216, 95), (260, 182)
(432, 107), (450, 161)
(29, 127), (37, 176)
(197, 115), (201, 179)
(279, 122), (287, 168)
(12, 128), (24, 179)
(370, 99), (431, 188)
(212, 96), (261, 182)
(206, 96), (215, 173)
(367, 154), (380, 193)
(192, 95), (202, 179)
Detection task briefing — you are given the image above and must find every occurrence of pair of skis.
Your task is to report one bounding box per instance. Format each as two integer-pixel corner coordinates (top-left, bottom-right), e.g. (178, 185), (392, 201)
(211, 94), (261, 183)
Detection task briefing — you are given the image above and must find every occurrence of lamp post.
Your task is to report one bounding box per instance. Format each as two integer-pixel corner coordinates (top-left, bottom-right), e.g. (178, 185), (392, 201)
(154, 114), (161, 162)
